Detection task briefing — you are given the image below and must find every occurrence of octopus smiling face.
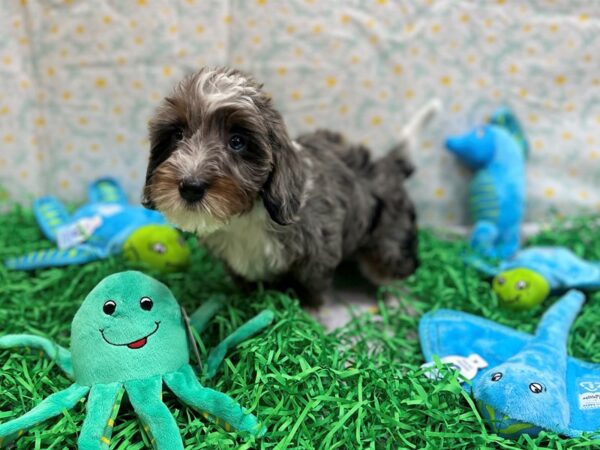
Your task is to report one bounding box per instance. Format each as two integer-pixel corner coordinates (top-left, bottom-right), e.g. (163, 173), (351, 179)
(70, 271), (189, 386)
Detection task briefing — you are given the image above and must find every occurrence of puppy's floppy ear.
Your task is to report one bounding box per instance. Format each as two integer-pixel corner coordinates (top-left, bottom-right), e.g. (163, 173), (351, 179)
(260, 113), (306, 226)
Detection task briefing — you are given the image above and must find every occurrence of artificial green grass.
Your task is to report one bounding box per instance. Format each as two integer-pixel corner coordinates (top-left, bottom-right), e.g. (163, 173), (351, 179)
(0, 206), (599, 449)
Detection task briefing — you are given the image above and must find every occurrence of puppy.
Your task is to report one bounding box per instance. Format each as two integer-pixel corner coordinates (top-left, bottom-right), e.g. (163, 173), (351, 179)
(142, 67), (439, 305)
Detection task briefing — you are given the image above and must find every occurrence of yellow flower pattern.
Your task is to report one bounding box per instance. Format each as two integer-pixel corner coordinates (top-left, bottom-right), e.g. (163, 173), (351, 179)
(0, 0), (597, 224)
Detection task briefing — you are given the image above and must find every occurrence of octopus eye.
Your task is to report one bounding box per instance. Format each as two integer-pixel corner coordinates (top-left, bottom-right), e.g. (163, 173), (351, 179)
(152, 242), (167, 254)
(103, 300), (116, 315)
(140, 296), (154, 311)
(529, 382), (544, 394)
(516, 280), (528, 290)
(491, 372), (503, 382)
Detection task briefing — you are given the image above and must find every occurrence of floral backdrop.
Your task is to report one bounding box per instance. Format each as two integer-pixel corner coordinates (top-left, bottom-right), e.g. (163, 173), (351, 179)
(0, 0), (598, 226)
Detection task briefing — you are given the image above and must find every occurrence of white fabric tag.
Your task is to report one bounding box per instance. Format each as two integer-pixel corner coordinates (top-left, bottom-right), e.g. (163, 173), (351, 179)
(56, 215), (103, 250)
(422, 354), (488, 381)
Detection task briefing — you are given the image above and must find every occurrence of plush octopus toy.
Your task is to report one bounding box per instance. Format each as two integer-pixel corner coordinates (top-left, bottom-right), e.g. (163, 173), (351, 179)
(0, 271), (273, 449)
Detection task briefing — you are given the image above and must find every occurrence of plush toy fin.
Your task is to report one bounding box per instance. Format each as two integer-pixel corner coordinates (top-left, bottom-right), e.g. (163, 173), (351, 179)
(88, 177), (129, 205)
(489, 107), (529, 158)
(4, 247), (99, 270)
(33, 197), (70, 242)
(0, 335), (73, 377)
(206, 310), (274, 378)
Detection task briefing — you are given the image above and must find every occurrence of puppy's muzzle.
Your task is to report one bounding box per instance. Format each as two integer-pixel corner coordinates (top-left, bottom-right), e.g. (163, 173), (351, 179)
(178, 180), (208, 203)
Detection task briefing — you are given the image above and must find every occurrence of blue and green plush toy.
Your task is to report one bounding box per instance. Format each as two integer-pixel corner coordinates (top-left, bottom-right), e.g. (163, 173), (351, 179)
(421, 290), (600, 438)
(4, 178), (190, 273)
(0, 271), (273, 448)
(446, 108), (528, 259)
(466, 247), (600, 310)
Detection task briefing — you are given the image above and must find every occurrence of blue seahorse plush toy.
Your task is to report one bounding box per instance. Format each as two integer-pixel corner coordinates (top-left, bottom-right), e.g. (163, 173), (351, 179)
(420, 290), (600, 438)
(446, 108), (528, 259)
(4, 178), (190, 273)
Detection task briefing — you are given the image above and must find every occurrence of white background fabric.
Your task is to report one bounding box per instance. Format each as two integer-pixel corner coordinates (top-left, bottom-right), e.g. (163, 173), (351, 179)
(0, 0), (598, 226)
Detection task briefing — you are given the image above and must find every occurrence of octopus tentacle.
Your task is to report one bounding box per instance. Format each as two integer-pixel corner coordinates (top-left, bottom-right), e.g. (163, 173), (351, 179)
(0, 334), (73, 377)
(206, 310), (274, 378)
(124, 376), (183, 450)
(188, 296), (225, 333)
(0, 383), (89, 446)
(164, 364), (265, 436)
(78, 382), (124, 450)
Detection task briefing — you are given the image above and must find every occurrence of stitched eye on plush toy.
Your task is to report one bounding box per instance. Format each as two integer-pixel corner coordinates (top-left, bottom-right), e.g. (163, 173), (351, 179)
(103, 300), (116, 315)
(496, 276), (506, 285)
(152, 242), (167, 254)
(228, 133), (248, 152)
(529, 382), (544, 393)
(491, 372), (503, 381)
(178, 235), (186, 247)
(140, 297), (153, 311)
(516, 280), (528, 290)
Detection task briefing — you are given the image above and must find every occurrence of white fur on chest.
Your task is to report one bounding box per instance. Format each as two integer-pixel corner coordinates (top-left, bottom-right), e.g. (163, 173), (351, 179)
(201, 203), (289, 281)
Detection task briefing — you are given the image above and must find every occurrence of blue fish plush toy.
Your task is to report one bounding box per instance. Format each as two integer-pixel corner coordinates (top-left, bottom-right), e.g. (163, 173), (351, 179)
(446, 108), (528, 259)
(420, 290), (600, 438)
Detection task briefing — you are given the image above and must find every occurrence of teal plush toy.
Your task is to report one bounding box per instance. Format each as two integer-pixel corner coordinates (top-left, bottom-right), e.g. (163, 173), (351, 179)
(446, 108), (528, 259)
(0, 271), (273, 448)
(4, 178), (190, 273)
(466, 247), (600, 310)
(420, 290), (600, 438)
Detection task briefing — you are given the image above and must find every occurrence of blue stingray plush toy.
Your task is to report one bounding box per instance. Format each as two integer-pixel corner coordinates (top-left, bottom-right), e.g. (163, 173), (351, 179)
(4, 178), (190, 273)
(446, 108), (528, 259)
(420, 290), (600, 438)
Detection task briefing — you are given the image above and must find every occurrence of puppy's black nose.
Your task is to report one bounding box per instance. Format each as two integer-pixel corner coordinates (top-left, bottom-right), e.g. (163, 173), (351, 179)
(178, 180), (207, 203)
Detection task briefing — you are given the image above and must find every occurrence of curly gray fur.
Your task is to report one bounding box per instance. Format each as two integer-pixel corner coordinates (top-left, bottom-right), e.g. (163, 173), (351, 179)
(143, 66), (435, 305)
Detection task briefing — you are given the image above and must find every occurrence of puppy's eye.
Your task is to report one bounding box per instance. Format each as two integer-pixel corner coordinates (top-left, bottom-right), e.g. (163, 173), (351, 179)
(228, 133), (247, 152)
(173, 128), (184, 141)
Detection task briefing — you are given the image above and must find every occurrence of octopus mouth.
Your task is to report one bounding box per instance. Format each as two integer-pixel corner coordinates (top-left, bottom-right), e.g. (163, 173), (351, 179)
(100, 322), (160, 349)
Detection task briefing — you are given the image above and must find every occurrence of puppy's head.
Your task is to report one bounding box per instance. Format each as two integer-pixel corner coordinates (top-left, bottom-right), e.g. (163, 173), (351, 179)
(143, 67), (305, 235)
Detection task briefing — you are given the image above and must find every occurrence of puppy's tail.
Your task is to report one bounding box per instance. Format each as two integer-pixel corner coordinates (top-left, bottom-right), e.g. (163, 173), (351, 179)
(397, 98), (442, 150)
(374, 98), (442, 178)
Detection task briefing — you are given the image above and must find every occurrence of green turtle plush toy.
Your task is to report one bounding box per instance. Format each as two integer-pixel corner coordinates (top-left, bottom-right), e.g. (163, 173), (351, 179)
(0, 271), (273, 448)
(4, 178), (191, 273)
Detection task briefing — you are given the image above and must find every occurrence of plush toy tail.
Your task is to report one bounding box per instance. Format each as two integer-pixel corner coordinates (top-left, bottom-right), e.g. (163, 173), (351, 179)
(533, 289), (585, 345)
(398, 98), (443, 151)
(489, 107), (529, 158)
(0, 335), (74, 377)
(88, 177), (129, 205)
(4, 247), (99, 270)
(33, 197), (70, 242)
